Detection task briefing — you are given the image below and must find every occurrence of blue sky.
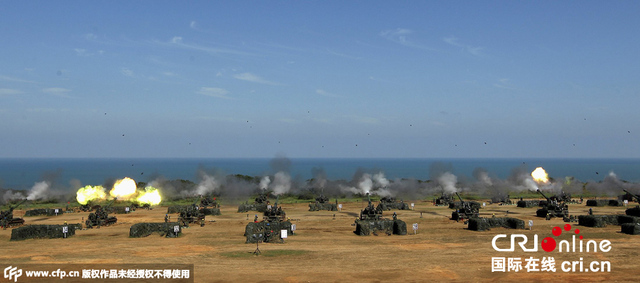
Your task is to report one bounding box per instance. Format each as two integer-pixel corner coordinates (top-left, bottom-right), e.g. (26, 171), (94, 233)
(1, 1), (639, 158)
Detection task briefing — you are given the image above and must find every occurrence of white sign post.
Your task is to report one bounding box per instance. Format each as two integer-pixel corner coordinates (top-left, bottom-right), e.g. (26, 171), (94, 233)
(174, 225), (180, 233)
(624, 200), (629, 207)
(412, 223), (418, 235)
(125, 207), (130, 213)
(62, 226), (68, 238)
(54, 209), (59, 216)
(528, 220), (533, 230)
(291, 224), (296, 233)
(411, 203), (415, 210)
(482, 202), (486, 208)
(338, 204), (342, 211)
(281, 230), (288, 243)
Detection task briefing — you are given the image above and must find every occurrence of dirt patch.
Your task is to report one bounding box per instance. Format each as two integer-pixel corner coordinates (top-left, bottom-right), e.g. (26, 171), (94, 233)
(1, 202), (637, 282)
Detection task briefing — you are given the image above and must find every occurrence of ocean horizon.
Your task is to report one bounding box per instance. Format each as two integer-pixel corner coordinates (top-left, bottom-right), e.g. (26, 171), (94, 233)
(2, 158), (640, 190)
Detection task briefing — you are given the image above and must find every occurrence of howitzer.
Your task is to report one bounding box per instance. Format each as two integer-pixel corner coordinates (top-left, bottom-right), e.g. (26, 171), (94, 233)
(6, 199), (28, 213)
(536, 190), (568, 218)
(623, 189), (640, 203)
(537, 189), (551, 202)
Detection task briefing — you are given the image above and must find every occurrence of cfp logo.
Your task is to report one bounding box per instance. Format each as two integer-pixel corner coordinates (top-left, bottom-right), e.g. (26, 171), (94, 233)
(3, 266), (22, 282)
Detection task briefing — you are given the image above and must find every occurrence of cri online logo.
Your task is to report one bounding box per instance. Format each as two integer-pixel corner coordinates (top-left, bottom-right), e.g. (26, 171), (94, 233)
(492, 224), (612, 253)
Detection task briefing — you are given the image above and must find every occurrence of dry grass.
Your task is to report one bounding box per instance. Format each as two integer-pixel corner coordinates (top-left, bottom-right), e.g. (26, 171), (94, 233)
(2, 201), (639, 282)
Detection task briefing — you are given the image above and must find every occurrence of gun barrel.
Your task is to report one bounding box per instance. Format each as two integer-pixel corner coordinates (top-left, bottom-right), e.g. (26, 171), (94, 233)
(9, 199), (28, 211)
(537, 189), (550, 201)
(105, 197), (118, 207)
(623, 189), (640, 201)
(455, 192), (463, 202)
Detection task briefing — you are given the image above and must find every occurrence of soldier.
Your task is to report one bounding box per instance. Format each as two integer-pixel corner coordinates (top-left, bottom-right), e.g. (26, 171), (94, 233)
(589, 208), (593, 215)
(254, 214), (258, 222)
(393, 212), (397, 220)
(164, 214), (169, 223)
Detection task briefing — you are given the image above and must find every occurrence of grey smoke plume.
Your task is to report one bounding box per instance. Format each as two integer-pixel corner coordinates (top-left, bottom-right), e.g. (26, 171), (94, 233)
(195, 174), (221, 196)
(339, 171), (394, 196)
(270, 172), (291, 195)
(27, 181), (50, 201)
(437, 172), (458, 193)
(311, 167), (327, 190)
(586, 171), (640, 196)
(3, 190), (25, 203)
(259, 176), (271, 190)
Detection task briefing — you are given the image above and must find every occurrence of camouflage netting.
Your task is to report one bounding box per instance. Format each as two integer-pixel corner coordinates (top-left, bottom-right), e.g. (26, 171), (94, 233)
(107, 206), (133, 214)
(586, 200), (610, 207)
(516, 200), (539, 208)
(10, 224), (79, 241)
(24, 208), (64, 217)
(618, 215), (640, 225)
(201, 208), (221, 216)
(167, 206), (220, 216)
(354, 219), (407, 236)
(449, 201), (481, 210)
(308, 203), (337, 211)
(608, 200), (624, 206)
(468, 217), (525, 231)
(626, 207), (640, 217)
(244, 221), (293, 243)
(237, 203), (268, 213)
(377, 202), (410, 211)
(129, 222), (182, 238)
(578, 215), (619, 228)
(621, 223), (640, 235)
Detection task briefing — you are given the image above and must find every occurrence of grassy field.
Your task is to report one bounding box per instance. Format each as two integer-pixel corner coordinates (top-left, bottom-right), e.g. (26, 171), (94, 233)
(1, 199), (638, 282)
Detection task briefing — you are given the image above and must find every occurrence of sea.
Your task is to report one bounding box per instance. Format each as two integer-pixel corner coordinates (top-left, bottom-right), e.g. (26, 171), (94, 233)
(1, 158), (640, 191)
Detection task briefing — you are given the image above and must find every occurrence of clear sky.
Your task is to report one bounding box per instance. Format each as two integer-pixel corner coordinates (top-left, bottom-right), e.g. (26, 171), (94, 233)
(1, 1), (639, 158)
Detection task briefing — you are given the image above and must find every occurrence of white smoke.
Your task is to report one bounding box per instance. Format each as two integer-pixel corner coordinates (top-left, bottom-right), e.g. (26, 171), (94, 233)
(339, 184), (361, 195)
(3, 190), (25, 202)
(523, 178), (539, 191)
(477, 171), (493, 186)
(339, 172), (394, 196)
(373, 172), (390, 188)
(271, 172), (291, 195)
(259, 176), (271, 190)
(438, 172), (458, 193)
(195, 174), (220, 196)
(358, 173), (373, 194)
(26, 181), (50, 200)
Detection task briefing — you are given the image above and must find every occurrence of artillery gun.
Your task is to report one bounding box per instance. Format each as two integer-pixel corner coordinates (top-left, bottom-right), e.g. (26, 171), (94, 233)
(542, 191), (573, 205)
(0, 199), (27, 228)
(622, 189), (640, 204)
(377, 196), (410, 211)
(434, 192), (454, 206)
(200, 195), (218, 208)
(354, 194), (407, 236)
(536, 190), (568, 219)
(85, 198), (118, 228)
(237, 192), (269, 213)
(177, 197), (206, 227)
(198, 195), (221, 216)
(308, 194), (338, 211)
(244, 196), (293, 243)
(451, 192), (480, 221)
(623, 189), (640, 217)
